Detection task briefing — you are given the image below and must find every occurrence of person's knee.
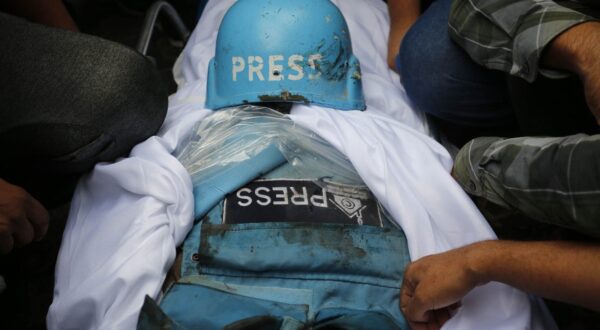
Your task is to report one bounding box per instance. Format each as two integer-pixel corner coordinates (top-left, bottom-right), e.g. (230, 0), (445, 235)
(1, 30), (168, 174)
(396, 0), (513, 127)
(399, 28), (431, 107)
(399, 21), (512, 127)
(397, 0), (462, 120)
(94, 44), (168, 156)
(399, 23), (455, 119)
(51, 43), (168, 171)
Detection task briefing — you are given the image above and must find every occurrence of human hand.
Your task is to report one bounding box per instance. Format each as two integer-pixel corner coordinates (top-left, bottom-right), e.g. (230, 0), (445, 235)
(400, 244), (487, 329)
(0, 179), (49, 254)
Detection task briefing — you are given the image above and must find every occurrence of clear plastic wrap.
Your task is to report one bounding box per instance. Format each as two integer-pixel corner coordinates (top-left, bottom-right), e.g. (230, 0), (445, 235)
(176, 105), (365, 188)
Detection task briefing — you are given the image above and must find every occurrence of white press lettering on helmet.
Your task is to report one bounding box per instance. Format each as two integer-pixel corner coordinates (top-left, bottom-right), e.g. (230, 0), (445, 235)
(232, 57), (244, 82)
(231, 54), (324, 83)
(206, 0), (365, 110)
(288, 55), (304, 81)
(268, 55), (284, 81)
(248, 56), (264, 82)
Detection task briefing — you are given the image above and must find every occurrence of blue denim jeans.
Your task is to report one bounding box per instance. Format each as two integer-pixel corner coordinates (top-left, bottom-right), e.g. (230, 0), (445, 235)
(398, 0), (517, 144)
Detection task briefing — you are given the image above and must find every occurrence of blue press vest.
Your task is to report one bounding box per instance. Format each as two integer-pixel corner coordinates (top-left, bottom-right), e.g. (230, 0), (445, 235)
(139, 118), (410, 330)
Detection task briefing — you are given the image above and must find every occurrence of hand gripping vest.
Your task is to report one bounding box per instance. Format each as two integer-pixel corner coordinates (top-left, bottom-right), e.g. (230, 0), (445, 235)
(205, 0), (365, 111)
(138, 107), (408, 329)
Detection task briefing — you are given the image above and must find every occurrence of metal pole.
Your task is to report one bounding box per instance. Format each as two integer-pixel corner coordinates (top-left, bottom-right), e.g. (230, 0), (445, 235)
(136, 1), (190, 56)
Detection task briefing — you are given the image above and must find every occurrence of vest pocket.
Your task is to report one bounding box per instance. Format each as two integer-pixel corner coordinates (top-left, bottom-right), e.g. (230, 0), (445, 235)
(195, 222), (409, 287)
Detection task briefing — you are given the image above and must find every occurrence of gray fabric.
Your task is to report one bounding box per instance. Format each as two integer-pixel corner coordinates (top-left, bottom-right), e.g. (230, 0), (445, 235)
(0, 13), (167, 206)
(453, 134), (600, 237)
(448, 0), (599, 82)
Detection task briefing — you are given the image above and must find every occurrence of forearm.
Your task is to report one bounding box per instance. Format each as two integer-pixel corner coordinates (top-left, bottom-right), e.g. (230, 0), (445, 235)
(542, 22), (600, 76)
(449, 0), (593, 82)
(469, 240), (600, 311)
(387, 0), (420, 71)
(401, 236), (600, 327)
(453, 135), (600, 236)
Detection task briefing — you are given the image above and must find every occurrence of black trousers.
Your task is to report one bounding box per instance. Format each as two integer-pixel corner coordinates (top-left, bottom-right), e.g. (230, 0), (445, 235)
(0, 13), (168, 207)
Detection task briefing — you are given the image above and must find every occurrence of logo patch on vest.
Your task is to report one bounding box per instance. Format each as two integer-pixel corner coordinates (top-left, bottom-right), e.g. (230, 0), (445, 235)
(223, 179), (383, 226)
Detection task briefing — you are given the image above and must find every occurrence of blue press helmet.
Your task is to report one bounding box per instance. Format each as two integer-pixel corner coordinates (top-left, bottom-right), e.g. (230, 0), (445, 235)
(206, 0), (365, 111)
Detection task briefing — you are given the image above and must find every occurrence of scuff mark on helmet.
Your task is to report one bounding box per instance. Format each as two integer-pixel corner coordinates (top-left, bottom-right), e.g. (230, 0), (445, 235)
(310, 34), (351, 81)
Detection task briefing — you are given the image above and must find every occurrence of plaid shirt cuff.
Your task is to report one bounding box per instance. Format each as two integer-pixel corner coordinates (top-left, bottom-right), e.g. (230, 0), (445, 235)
(449, 0), (595, 82)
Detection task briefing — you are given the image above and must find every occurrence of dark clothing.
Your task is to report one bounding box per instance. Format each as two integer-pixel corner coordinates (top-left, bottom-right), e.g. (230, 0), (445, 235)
(0, 13), (167, 206)
(446, 0), (599, 137)
(398, 0), (599, 145)
(398, 0), (519, 146)
(506, 75), (599, 136)
(0, 11), (167, 330)
(454, 134), (600, 238)
(397, 2), (600, 326)
(449, 0), (599, 83)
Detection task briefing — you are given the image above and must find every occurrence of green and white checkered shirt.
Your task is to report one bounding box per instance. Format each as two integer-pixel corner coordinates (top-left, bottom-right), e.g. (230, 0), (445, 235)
(448, 0), (599, 82)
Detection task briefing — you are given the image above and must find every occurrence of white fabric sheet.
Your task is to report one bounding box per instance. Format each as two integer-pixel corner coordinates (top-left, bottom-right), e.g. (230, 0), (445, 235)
(48, 0), (552, 329)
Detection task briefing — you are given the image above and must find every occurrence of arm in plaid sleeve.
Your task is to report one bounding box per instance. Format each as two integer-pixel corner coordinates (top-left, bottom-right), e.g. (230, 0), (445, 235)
(448, 0), (596, 82)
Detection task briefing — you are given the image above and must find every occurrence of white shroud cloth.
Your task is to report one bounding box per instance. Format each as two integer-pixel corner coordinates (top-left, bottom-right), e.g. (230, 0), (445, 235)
(48, 1), (553, 329)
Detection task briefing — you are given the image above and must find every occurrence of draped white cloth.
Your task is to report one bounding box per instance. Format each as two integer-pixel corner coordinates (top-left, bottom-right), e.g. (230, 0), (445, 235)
(48, 0), (553, 329)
